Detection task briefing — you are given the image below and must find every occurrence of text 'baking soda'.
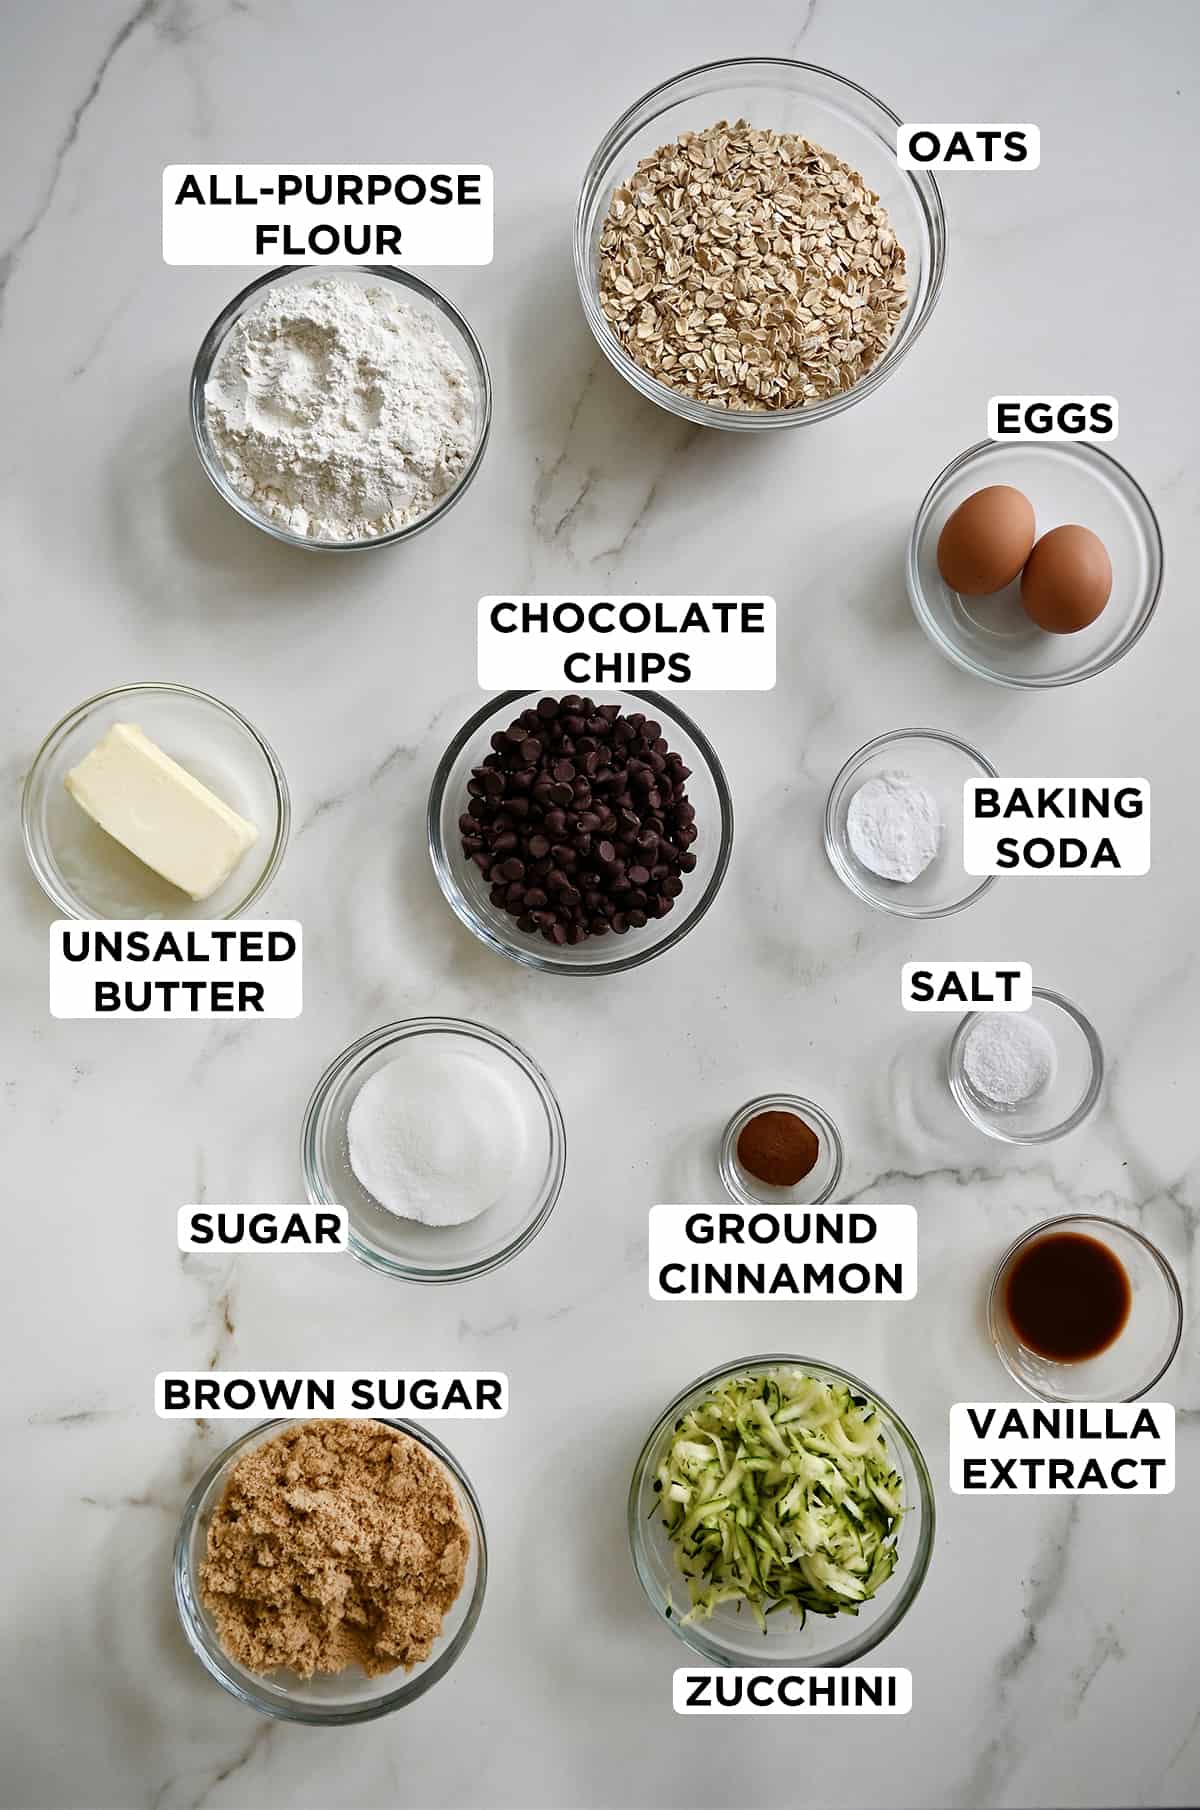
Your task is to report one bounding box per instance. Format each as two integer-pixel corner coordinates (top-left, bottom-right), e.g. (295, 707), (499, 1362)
(962, 780), (1150, 876)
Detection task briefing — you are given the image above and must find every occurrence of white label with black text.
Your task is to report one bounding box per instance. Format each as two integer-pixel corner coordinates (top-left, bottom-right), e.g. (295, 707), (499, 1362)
(674, 1668), (912, 1715)
(649, 1204), (916, 1301)
(897, 124), (1040, 170)
(902, 962), (1032, 1012)
(155, 1372), (508, 1418)
(163, 165), (493, 265)
(963, 779), (1150, 876)
(950, 1402), (1174, 1494)
(988, 396), (1118, 441)
(50, 921), (302, 1018)
(477, 596), (775, 691)
(177, 1206), (347, 1253)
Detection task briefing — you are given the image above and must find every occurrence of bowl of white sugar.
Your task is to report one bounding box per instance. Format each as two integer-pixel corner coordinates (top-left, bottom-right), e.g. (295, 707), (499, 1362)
(191, 266), (492, 551)
(301, 1018), (566, 1281)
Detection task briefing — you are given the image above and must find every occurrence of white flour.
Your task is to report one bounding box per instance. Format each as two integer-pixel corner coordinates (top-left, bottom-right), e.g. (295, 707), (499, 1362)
(204, 277), (476, 542)
(846, 771), (942, 883)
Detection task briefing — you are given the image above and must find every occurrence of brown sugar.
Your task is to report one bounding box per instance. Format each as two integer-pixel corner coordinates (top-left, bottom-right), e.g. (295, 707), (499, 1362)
(737, 1109), (820, 1188)
(199, 1419), (470, 1679)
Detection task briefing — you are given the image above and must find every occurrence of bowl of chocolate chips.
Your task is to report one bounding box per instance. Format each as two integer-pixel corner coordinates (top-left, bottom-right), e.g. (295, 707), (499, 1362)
(428, 691), (733, 974)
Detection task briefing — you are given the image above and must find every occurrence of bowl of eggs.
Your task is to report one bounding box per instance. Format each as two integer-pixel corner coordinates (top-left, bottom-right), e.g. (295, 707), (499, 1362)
(907, 440), (1163, 688)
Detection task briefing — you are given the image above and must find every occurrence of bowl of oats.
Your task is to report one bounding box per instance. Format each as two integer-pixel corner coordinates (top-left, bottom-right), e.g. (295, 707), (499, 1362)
(575, 59), (946, 430)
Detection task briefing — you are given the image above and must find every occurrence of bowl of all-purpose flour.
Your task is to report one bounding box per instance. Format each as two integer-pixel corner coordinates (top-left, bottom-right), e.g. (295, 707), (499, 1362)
(824, 728), (998, 918)
(191, 267), (491, 550)
(301, 1018), (566, 1281)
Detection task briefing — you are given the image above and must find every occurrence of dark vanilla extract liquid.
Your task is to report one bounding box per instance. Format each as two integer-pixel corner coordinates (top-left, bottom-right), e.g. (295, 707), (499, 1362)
(1004, 1231), (1131, 1362)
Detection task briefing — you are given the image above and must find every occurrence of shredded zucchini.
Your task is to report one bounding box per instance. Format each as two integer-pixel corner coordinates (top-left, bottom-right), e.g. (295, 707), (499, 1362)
(655, 1369), (903, 1630)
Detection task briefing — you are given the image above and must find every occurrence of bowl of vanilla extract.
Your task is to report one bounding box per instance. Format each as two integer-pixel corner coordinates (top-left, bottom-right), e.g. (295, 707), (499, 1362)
(988, 1214), (1182, 1403)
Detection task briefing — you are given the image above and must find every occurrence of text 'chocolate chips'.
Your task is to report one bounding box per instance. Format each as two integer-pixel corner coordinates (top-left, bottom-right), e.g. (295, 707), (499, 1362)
(459, 697), (699, 947)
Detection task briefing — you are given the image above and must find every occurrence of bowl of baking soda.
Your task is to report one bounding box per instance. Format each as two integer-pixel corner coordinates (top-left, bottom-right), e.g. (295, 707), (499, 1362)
(301, 1018), (566, 1280)
(824, 728), (997, 918)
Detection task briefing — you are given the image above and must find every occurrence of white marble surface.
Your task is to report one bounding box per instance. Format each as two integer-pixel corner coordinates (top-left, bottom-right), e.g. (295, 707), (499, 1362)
(3, 2), (1199, 1806)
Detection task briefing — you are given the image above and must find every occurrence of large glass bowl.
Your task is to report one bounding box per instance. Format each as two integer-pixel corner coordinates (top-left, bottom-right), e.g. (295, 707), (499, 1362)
(191, 265), (492, 551)
(629, 1354), (934, 1667)
(174, 1417), (487, 1724)
(574, 58), (946, 431)
(428, 690), (734, 976)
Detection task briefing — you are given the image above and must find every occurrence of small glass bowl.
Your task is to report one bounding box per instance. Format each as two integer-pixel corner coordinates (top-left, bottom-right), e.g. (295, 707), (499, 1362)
(574, 58), (946, 431)
(824, 728), (996, 918)
(987, 1215), (1183, 1402)
(21, 682), (289, 919)
(301, 1017), (566, 1282)
(948, 988), (1102, 1144)
(719, 1094), (843, 1206)
(191, 265), (492, 551)
(909, 440), (1163, 688)
(629, 1354), (934, 1666)
(174, 1417), (487, 1723)
(428, 690), (734, 977)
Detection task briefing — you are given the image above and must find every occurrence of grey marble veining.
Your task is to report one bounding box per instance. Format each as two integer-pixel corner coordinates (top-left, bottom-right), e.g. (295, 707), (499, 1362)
(3, 1), (1199, 1807)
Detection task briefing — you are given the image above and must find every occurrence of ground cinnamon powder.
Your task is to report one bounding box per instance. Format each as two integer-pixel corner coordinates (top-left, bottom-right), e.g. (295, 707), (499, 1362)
(199, 1420), (470, 1679)
(737, 1109), (820, 1187)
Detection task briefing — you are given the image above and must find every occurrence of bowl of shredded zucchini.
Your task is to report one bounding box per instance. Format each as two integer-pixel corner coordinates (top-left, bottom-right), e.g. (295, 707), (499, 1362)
(628, 1356), (934, 1666)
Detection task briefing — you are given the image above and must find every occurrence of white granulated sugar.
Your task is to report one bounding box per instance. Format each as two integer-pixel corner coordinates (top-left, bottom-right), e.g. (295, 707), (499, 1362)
(346, 1044), (525, 1227)
(204, 277), (476, 542)
(963, 1013), (1057, 1108)
(846, 771), (942, 884)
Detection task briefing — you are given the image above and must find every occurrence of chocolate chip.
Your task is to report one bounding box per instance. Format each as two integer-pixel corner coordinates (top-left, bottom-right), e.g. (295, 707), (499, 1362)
(459, 698), (700, 947)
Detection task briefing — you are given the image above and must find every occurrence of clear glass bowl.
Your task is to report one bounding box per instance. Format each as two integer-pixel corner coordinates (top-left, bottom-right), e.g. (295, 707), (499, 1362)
(909, 440), (1163, 687)
(22, 682), (289, 919)
(574, 58), (946, 431)
(174, 1417), (487, 1723)
(629, 1354), (934, 1666)
(987, 1215), (1182, 1402)
(824, 728), (996, 918)
(719, 1094), (843, 1205)
(428, 690), (734, 976)
(301, 1017), (566, 1282)
(948, 988), (1103, 1144)
(191, 265), (492, 551)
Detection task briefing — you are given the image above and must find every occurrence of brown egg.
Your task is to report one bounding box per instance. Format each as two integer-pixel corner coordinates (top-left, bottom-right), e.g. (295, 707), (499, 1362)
(1020, 525), (1112, 634)
(937, 485), (1036, 596)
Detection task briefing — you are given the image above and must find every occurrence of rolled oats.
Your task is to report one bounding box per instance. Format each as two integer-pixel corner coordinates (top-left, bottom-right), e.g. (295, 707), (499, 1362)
(597, 120), (907, 412)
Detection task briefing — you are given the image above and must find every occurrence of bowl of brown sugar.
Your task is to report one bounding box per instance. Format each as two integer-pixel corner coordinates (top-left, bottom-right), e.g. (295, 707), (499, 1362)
(174, 1418), (487, 1723)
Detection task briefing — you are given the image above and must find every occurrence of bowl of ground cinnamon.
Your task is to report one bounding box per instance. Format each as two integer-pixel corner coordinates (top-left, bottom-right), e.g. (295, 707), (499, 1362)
(174, 1418), (486, 1723)
(720, 1094), (844, 1206)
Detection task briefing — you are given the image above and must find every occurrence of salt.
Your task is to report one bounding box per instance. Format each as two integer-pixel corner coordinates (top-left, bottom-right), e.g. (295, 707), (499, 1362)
(962, 1013), (1056, 1108)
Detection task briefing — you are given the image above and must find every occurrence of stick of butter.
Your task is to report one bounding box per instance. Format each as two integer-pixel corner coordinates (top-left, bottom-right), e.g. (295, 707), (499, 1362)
(64, 723), (259, 902)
